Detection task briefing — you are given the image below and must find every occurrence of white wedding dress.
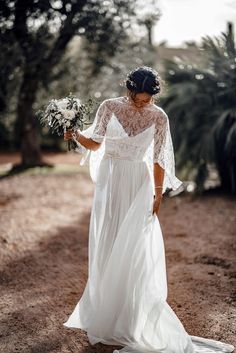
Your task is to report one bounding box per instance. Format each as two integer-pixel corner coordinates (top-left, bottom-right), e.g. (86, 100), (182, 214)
(63, 96), (235, 353)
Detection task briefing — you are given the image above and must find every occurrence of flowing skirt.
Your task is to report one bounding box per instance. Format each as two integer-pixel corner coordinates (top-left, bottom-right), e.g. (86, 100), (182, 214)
(63, 156), (235, 353)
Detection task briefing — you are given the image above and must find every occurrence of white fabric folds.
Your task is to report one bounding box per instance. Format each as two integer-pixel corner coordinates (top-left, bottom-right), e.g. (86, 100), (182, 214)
(64, 96), (235, 353)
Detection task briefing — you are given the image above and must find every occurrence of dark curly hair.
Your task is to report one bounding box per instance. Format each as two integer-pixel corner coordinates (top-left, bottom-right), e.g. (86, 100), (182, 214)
(125, 66), (161, 96)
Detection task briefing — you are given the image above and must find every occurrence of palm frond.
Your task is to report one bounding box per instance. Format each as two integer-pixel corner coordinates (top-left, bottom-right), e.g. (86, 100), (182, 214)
(161, 22), (236, 193)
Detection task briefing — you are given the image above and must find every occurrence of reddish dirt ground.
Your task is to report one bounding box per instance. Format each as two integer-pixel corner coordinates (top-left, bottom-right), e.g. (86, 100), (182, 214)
(0, 152), (235, 353)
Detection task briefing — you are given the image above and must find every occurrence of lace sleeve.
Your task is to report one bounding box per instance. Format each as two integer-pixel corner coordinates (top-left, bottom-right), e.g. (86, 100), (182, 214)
(153, 108), (183, 192)
(72, 99), (112, 183)
(89, 100), (112, 143)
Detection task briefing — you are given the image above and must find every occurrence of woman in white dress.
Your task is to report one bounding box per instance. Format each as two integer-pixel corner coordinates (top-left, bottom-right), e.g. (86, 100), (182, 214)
(63, 66), (235, 353)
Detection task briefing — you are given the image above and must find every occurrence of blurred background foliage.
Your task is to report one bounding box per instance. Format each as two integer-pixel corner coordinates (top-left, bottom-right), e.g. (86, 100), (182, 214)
(0, 0), (235, 194)
(161, 22), (236, 194)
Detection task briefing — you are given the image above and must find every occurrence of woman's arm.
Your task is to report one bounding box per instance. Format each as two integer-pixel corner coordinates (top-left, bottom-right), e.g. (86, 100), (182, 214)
(64, 99), (112, 152)
(152, 109), (168, 216)
(153, 162), (164, 215)
(154, 162), (164, 196)
(64, 130), (101, 151)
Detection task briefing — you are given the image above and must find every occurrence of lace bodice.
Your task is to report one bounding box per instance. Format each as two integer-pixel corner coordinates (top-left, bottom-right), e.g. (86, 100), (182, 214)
(73, 96), (182, 193)
(88, 96), (167, 163)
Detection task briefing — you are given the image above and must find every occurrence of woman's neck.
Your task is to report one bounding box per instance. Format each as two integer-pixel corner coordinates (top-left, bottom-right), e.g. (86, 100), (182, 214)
(123, 95), (154, 110)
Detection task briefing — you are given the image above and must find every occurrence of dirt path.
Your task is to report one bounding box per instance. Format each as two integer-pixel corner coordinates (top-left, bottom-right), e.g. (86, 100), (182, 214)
(0, 152), (235, 353)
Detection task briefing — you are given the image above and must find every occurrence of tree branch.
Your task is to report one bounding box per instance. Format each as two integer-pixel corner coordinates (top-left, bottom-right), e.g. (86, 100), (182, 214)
(42, 0), (87, 83)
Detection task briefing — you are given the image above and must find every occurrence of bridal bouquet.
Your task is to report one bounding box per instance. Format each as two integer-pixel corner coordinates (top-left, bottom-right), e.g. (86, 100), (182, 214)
(37, 93), (94, 151)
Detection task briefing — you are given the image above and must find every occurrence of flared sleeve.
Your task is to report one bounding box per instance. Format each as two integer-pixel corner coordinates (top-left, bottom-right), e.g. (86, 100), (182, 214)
(72, 99), (112, 183)
(148, 107), (183, 194)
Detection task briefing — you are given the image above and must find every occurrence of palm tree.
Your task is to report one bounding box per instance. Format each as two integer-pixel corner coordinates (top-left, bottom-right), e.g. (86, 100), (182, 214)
(162, 22), (236, 194)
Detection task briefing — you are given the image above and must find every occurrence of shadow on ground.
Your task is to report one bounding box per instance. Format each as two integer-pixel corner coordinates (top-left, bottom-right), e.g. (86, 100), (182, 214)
(0, 210), (126, 353)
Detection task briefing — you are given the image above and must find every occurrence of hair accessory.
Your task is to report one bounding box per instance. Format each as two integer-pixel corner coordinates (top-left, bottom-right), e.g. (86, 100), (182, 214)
(127, 77), (137, 88)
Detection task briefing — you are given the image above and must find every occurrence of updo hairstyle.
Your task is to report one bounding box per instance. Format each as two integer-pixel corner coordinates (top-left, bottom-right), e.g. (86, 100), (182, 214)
(125, 66), (161, 98)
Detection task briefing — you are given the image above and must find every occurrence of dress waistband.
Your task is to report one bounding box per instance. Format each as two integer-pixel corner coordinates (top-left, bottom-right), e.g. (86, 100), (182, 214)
(103, 153), (145, 163)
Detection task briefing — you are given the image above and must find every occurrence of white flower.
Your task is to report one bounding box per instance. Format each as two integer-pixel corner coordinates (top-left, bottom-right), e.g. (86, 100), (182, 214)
(57, 98), (68, 109)
(65, 121), (71, 127)
(63, 109), (75, 120)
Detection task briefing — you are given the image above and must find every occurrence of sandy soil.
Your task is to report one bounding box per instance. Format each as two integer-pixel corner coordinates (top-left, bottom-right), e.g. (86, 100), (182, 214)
(0, 152), (235, 353)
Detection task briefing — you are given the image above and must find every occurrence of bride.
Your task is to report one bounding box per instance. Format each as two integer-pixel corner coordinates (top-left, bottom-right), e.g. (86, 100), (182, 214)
(63, 66), (235, 353)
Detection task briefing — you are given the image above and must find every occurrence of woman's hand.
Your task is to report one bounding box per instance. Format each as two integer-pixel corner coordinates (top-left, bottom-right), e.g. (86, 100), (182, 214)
(64, 130), (79, 141)
(152, 195), (162, 216)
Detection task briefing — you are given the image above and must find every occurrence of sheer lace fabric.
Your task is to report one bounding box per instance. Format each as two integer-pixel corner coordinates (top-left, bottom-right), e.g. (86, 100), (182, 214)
(74, 96), (182, 193)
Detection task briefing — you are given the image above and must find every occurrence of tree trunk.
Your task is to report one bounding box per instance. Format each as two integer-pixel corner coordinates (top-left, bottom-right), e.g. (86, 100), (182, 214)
(14, 68), (43, 166)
